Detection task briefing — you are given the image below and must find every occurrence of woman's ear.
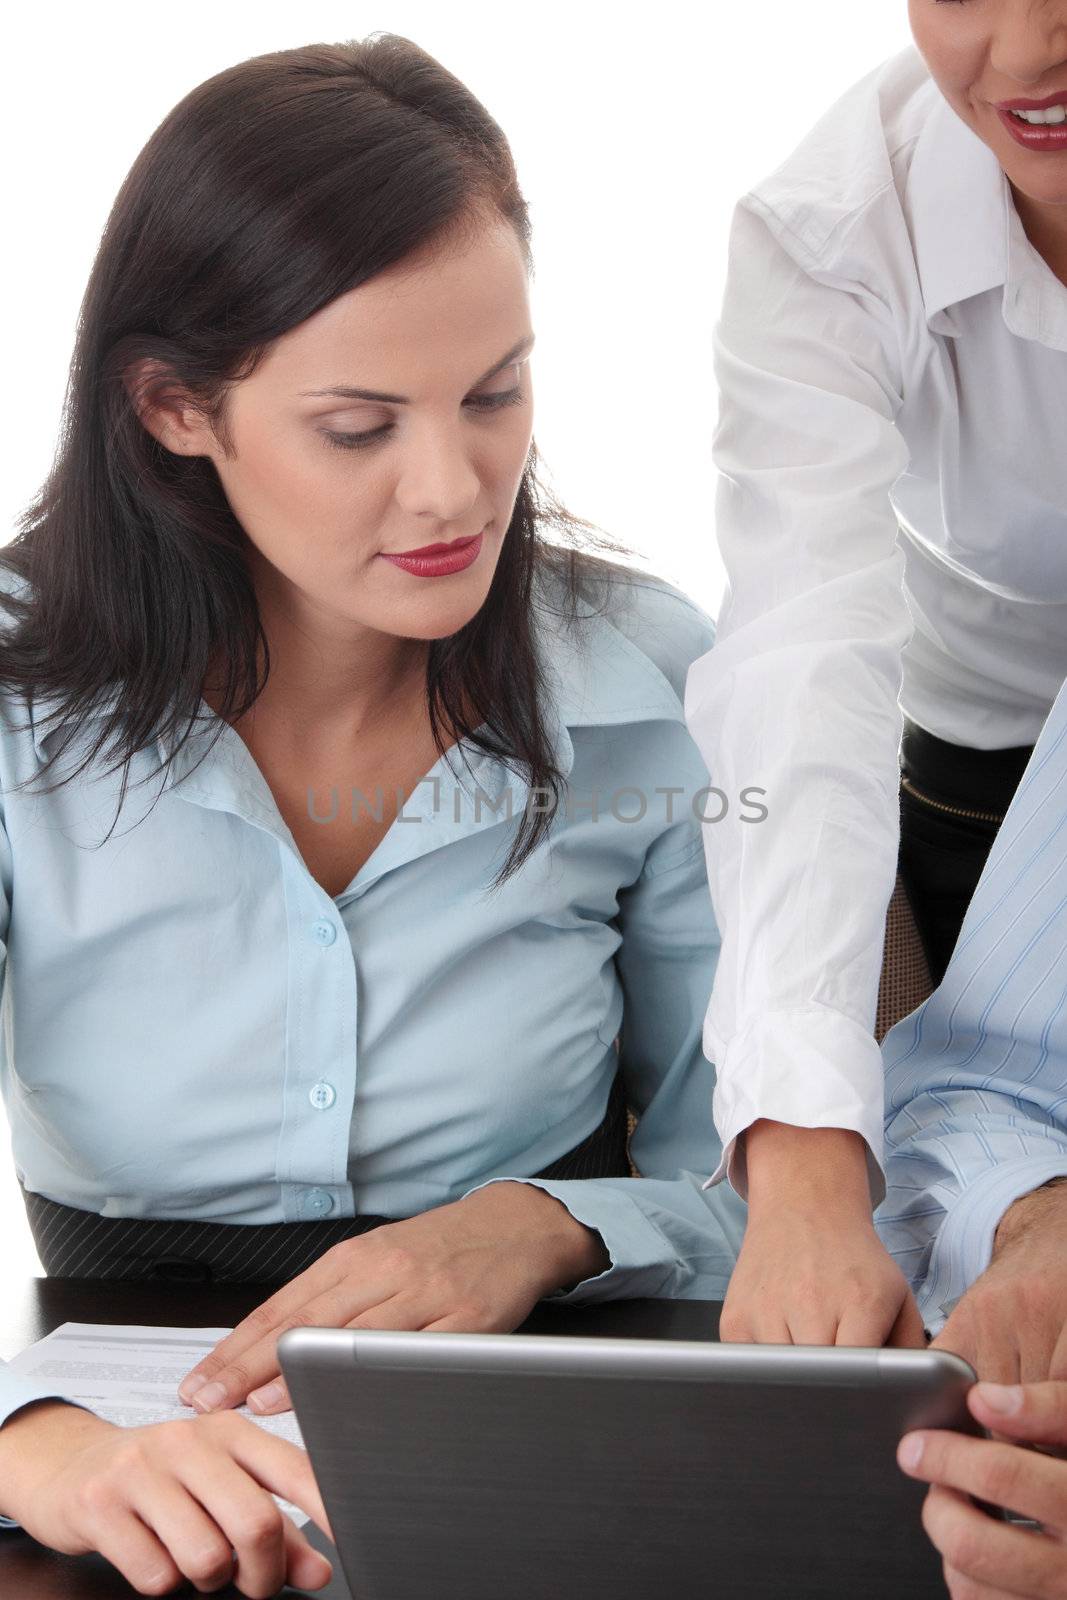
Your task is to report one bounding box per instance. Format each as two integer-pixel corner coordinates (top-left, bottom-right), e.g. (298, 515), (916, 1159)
(122, 357), (220, 459)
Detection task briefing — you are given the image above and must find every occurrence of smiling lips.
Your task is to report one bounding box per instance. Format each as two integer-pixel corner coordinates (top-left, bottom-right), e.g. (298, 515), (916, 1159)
(994, 90), (1067, 151)
(379, 531), (484, 578)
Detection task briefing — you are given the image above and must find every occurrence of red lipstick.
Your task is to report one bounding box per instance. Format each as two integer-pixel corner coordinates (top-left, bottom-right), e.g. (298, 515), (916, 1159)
(994, 90), (1067, 151)
(995, 92), (1067, 111)
(380, 532), (483, 578)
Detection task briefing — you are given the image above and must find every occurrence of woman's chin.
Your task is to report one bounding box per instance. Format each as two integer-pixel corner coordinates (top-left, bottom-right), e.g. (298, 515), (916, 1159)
(374, 589), (494, 643)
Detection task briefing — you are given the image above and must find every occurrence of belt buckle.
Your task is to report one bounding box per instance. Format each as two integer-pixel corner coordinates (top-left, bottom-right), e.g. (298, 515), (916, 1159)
(144, 1254), (215, 1285)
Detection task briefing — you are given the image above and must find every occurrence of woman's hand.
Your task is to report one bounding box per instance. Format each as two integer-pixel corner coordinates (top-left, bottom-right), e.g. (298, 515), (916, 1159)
(0, 1397), (334, 1597)
(898, 1381), (1067, 1599)
(721, 1203), (924, 1346)
(177, 1181), (609, 1415)
(719, 1120), (926, 1346)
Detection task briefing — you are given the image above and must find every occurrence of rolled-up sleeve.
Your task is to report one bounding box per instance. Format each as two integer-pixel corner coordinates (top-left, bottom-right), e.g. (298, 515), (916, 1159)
(685, 196), (914, 1203)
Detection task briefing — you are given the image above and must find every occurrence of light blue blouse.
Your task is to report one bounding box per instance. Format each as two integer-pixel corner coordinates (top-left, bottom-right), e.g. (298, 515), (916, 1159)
(0, 561), (748, 1439)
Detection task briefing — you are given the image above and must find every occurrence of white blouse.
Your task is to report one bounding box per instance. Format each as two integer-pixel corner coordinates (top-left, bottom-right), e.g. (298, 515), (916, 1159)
(684, 46), (1067, 1199)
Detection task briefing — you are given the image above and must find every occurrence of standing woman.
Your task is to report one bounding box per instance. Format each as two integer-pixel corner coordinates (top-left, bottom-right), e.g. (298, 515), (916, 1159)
(686, 0), (1067, 1345)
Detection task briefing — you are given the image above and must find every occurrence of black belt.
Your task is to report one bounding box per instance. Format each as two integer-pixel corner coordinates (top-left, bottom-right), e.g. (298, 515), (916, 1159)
(19, 1073), (631, 1284)
(900, 718), (1034, 820)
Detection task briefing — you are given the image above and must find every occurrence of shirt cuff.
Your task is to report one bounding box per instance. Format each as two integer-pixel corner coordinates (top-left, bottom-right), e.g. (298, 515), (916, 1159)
(461, 1177), (682, 1302)
(917, 1155), (1067, 1335)
(701, 1004), (887, 1205)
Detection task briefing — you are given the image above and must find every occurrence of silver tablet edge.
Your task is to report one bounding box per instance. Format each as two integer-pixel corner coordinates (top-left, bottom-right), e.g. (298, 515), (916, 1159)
(279, 1327), (976, 1388)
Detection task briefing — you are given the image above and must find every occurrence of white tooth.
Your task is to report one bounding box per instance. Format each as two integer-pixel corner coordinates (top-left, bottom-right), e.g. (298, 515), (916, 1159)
(1013, 107), (1065, 124)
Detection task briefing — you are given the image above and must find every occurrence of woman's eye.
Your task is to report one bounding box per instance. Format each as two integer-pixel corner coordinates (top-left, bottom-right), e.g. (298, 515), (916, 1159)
(320, 385), (525, 452)
(320, 422), (394, 452)
(465, 385), (525, 412)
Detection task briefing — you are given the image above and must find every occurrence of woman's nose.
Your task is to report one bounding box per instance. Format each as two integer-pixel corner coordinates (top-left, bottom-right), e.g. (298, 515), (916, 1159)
(393, 423), (482, 524)
(990, 0), (1067, 86)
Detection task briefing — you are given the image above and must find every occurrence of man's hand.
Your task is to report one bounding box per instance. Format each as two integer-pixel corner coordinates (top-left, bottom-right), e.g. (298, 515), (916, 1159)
(720, 1120), (925, 1346)
(898, 1380), (1067, 1600)
(932, 1179), (1067, 1382)
(176, 1182), (609, 1415)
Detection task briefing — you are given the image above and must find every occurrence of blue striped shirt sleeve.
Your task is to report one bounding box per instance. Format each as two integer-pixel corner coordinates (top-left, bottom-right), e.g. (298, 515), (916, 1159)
(876, 686), (1067, 1331)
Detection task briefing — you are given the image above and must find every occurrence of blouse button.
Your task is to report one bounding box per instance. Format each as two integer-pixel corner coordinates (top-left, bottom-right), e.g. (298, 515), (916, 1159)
(303, 1188), (335, 1217)
(309, 919), (337, 946)
(308, 1080), (337, 1111)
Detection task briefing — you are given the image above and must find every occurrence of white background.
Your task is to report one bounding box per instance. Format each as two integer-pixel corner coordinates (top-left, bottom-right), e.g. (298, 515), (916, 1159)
(1, 1), (911, 1275)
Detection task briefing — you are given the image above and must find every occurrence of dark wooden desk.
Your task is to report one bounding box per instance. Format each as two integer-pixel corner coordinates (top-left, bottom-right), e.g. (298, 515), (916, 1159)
(0, 1279), (723, 1598)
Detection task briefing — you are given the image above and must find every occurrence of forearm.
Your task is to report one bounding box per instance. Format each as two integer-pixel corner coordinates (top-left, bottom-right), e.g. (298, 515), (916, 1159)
(458, 1179), (610, 1294)
(527, 1186), (612, 1290)
(477, 1170), (748, 1305)
(0, 1357), (100, 1528)
(993, 1177), (1067, 1257)
(708, 1016), (890, 1203)
(0, 1399), (110, 1525)
(744, 1119), (874, 1214)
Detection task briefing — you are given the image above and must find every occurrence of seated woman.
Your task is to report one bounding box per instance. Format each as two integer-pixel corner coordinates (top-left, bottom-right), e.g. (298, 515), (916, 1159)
(0, 31), (745, 1596)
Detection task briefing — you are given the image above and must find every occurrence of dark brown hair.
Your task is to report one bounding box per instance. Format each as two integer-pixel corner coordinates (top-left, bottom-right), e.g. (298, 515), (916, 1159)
(0, 33), (627, 883)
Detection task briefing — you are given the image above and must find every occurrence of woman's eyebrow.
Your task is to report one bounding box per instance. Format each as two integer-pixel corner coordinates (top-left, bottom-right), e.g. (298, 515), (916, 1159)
(298, 333), (536, 404)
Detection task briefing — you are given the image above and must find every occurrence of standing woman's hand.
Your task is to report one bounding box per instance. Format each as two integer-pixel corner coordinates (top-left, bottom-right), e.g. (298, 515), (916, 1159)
(719, 1120), (926, 1347)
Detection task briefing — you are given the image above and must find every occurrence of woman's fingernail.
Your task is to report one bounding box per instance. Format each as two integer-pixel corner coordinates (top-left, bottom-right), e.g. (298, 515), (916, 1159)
(192, 1381), (228, 1412)
(178, 1374), (207, 1403)
(248, 1381), (285, 1412)
(974, 1382), (1023, 1416)
(898, 1433), (924, 1471)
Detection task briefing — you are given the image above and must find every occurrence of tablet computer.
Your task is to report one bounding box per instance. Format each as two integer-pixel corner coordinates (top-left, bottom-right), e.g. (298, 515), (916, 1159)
(279, 1328), (978, 1600)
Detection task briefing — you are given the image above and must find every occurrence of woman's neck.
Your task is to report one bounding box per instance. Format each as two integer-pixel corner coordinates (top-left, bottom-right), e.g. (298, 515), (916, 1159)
(204, 572), (431, 753)
(1011, 186), (1067, 287)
